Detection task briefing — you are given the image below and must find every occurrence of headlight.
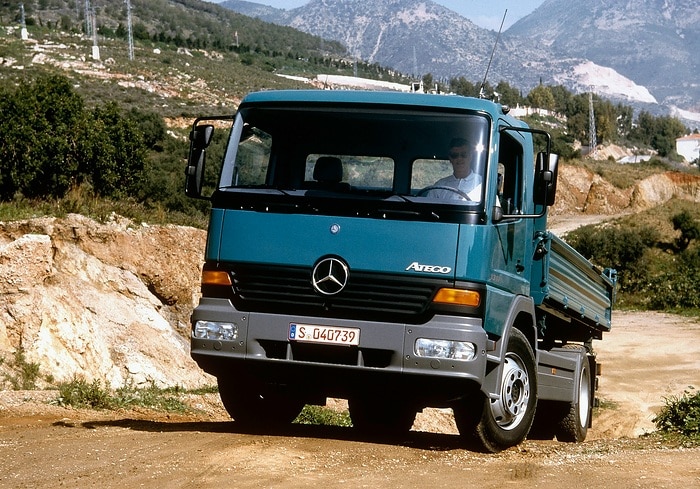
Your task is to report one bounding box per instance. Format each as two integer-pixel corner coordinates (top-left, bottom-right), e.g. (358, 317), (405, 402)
(193, 321), (238, 341)
(415, 338), (476, 361)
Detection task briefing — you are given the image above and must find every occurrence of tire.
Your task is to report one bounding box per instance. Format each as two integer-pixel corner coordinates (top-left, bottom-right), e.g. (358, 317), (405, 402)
(555, 349), (592, 442)
(348, 397), (417, 437)
(454, 329), (538, 453)
(217, 376), (305, 428)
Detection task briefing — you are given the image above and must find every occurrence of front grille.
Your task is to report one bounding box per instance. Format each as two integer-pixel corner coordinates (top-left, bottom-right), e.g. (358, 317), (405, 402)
(229, 264), (447, 323)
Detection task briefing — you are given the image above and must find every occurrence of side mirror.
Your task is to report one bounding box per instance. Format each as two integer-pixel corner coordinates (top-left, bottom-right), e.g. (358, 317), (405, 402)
(534, 152), (558, 206)
(185, 124), (214, 198)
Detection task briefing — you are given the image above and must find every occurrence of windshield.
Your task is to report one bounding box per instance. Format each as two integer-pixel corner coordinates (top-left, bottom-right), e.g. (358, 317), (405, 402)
(221, 105), (489, 208)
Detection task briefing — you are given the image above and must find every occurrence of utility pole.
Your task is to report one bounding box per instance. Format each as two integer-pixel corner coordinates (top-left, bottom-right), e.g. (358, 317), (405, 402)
(91, 6), (99, 61)
(589, 88), (597, 158)
(84, 0), (92, 37)
(19, 3), (28, 40)
(125, 0), (134, 60)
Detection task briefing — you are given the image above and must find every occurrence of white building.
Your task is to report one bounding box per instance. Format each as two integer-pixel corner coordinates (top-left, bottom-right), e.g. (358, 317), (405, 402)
(676, 133), (700, 162)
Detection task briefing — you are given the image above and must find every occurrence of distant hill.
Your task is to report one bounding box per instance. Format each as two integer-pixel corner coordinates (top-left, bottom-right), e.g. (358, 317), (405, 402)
(220, 0), (700, 126)
(507, 0), (700, 116)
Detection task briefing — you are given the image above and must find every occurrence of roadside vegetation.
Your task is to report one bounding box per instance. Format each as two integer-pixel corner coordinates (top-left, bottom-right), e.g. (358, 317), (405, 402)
(653, 387), (700, 445)
(52, 377), (195, 412)
(565, 202), (700, 313)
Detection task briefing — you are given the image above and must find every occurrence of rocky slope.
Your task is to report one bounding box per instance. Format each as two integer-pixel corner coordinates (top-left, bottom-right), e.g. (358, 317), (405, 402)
(1, 168), (700, 390)
(0, 214), (211, 389)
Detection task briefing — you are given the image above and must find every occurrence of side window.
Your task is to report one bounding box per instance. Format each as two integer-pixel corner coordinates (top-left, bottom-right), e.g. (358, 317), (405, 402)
(497, 132), (523, 215)
(232, 126), (272, 186)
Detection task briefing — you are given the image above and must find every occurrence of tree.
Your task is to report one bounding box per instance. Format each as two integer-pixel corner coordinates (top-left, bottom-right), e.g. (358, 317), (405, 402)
(494, 81), (524, 107)
(449, 77), (479, 97)
(548, 85), (572, 115)
(0, 75), (88, 200)
(630, 112), (686, 156)
(87, 102), (147, 198)
(526, 85), (555, 112)
(672, 211), (700, 252)
(594, 99), (618, 145)
(653, 116), (686, 157)
(0, 75), (149, 201)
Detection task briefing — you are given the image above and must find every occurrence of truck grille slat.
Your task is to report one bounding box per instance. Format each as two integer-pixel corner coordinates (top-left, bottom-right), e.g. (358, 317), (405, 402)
(229, 265), (446, 322)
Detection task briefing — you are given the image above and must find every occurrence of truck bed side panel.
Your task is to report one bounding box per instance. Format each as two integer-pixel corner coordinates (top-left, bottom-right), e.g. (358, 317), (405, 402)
(535, 233), (614, 333)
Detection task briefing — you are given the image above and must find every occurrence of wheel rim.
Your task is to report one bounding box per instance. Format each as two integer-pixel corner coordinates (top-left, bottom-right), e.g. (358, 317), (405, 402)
(578, 365), (591, 428)
(490, 353), (531, 430)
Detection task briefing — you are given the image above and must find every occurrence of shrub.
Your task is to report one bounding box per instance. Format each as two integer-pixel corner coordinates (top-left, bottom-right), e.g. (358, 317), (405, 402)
(0, 75), (149, 202)
(565, 224), (658, 292)
(1, 348), (42, 390)
(653, 387), (700, 440)
(53, 378), (190, 412)
(294, 405), (353, 427)
(55, 378), (113, 409)
(672, 210), (700, 252)
(647, 248), (700, 309)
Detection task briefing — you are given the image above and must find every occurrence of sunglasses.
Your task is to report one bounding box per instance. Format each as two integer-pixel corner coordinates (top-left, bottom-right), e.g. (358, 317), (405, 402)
(449, 151), (470, 159)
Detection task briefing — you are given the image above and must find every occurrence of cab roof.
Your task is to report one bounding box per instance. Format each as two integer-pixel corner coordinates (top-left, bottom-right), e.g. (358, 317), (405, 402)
(239, 89), (520, 124)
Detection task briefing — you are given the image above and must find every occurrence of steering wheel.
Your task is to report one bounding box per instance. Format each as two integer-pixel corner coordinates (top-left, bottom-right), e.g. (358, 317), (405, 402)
(417, 185), (472, 201)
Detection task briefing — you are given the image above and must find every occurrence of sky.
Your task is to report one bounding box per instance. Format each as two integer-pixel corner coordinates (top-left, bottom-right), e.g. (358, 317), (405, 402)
(209, 1), (546, 30)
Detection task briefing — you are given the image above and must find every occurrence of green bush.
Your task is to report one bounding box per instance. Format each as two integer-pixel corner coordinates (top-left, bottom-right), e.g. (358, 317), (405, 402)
(0, 75), (149, 201)
(53, 378), (190, 412)
(653, 388), (700, 440)
(55, 378), (113, 409)
(293, 405), (353, 427)
(647, 248), (700, 309)
(672, 210), (700, 252)
(565, 224), (658, 292)
(1, 349), (42, 390)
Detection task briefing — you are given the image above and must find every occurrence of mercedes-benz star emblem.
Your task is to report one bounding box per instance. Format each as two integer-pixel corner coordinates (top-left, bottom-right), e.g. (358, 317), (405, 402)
(312, 257), (349, 296)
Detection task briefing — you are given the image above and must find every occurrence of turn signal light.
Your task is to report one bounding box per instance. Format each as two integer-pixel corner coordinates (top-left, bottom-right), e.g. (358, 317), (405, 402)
(433, 288), (481, 307)
(201, 270), (232, 286)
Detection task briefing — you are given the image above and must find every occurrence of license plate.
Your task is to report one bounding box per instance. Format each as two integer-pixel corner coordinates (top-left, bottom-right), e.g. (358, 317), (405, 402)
(289, 323), (360, 346)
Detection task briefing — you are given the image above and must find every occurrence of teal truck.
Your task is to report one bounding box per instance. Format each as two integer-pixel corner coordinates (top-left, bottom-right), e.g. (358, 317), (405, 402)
(184, 90), (616, 452)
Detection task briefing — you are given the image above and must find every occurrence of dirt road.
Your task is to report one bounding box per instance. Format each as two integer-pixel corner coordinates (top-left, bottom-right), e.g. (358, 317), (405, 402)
(1, 311), (700, 489)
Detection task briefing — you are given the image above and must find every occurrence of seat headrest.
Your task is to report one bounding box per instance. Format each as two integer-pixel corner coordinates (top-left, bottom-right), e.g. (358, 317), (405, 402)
(313, 156), (343, 183)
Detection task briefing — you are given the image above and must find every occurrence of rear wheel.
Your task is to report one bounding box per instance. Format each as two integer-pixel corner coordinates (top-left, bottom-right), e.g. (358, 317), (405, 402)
(555, 349), (592, 442)
(217, 376), (305, 427)
(454, 329), (538, 452)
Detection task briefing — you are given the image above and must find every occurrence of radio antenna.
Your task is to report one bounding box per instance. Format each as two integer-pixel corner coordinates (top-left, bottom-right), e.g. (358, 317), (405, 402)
(479, 9), (507, 99)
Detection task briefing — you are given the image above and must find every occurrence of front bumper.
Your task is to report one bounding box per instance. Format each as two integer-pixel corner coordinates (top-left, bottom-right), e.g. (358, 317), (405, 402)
(191, 298), (489, 403)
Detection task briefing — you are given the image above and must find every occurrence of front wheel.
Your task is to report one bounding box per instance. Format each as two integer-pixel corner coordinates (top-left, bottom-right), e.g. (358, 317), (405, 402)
(217, 376), (305, 428)
(454, 329), (538, 452)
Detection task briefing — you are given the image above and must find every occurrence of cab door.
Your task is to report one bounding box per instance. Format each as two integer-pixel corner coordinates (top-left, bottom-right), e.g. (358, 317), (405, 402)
(490, 129), (531, 295)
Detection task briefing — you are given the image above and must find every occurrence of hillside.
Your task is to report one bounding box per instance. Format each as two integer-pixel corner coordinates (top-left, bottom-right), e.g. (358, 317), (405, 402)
(508, 0), (700, 112)
(0, 0), (351, 116)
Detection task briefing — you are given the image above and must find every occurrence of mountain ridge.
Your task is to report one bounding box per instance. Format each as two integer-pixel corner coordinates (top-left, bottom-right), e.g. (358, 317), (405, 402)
(220, 0), (699, 124)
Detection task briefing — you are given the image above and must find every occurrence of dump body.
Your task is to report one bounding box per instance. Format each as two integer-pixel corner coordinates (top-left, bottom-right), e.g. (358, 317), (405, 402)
(534, 232), (614, 340)
(185, 89), (615, 451)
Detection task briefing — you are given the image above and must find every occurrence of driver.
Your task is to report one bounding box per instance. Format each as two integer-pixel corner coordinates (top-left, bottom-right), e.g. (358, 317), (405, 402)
(426, 137), (482, 201)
